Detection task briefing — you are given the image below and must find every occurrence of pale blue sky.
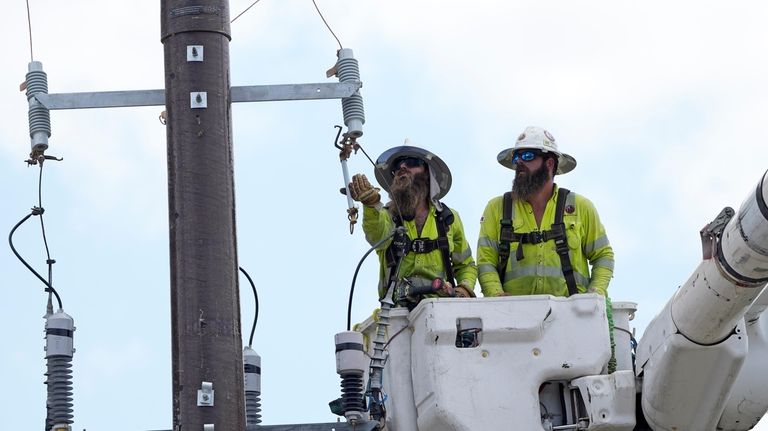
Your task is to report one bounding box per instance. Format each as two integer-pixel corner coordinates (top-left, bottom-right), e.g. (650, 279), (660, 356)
(3, 1), (768, 430)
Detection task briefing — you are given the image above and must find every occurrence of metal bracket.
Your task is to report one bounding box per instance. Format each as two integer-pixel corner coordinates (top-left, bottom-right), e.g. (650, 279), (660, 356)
(197, 381), (214, 406)
(187, 45), (204, 62)
(191, 92), (208, 109)
(203, 425), (215, 431)
(700, 207), (735, 259)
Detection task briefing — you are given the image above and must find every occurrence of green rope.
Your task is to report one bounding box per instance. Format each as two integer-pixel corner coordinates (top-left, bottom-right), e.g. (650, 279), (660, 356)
(606, 296), (617, 373)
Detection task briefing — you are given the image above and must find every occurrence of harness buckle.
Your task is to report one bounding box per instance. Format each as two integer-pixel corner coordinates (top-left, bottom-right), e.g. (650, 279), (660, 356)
(528, 231), (543, 244)
(411, 239), (427, 253)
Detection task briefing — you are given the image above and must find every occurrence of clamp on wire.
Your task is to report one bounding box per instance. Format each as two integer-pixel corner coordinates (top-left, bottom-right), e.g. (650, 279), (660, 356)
(334, 125), (360, 234)
(26, 154), (63, 167)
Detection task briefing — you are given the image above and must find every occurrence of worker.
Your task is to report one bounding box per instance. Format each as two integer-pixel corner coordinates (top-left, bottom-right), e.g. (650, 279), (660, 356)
(348, 145), (477, 306)
(477, 126), (614, 298)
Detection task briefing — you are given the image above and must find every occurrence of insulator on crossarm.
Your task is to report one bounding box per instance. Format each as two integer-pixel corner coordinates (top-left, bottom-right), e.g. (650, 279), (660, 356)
(335, 49), (365, 138)
(26, 61), (51, 159)
(243, 346), (262, 425)
(44, 309), (75, 431)
(335, 331), (367, 425)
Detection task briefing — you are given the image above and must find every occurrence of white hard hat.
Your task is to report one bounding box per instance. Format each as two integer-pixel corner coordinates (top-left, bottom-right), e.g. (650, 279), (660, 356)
(497, 126), (577, 175)
(374, 145), (452, 202)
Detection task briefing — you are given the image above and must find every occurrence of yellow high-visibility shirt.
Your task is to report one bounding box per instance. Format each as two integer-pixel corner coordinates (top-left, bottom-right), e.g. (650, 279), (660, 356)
(362, 202), (477, 299)
(477, 185), (614, 297)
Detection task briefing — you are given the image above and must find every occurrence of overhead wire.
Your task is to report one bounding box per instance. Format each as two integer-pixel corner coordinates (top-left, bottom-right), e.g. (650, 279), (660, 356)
(312, 0), (343, 50)
(231, 0), (263, 24)
(25, 0), (34, 62)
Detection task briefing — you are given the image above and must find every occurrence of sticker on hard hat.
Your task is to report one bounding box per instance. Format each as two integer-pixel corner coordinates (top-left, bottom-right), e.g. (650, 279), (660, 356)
(517, 133), (526, 141)
(544, 130), (555, 142)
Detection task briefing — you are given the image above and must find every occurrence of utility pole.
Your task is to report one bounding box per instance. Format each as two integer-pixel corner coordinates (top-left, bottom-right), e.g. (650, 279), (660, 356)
(161, 1), (244, 430)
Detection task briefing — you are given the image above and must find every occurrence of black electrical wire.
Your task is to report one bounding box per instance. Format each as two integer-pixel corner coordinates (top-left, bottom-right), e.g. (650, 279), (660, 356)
(8, 163), (63, 309)
(239, 266), (259, 347)
(9, 212), (62, 309)
(347, 229), (399, 331)
(37, 165), (55, 287)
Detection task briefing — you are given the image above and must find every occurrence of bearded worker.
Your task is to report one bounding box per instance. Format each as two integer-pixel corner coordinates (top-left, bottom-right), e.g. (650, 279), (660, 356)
(477, 126), (614, 298)
(348, 146), (477, 306)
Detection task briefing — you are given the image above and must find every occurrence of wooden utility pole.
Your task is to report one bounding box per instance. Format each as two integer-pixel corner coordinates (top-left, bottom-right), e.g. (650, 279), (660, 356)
(161, 1), (245, 429)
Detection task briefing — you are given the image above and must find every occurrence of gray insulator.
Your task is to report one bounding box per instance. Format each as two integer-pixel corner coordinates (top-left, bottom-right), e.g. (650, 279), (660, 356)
(336, 49), (365, 138)
(46, 356), (74, 429)
(340, 371), (365, 413)
(335, 331), (366, 422)
(26, 61), (51, 153)
(245, 390), (262, 425)
(243, 347), (262, 425)
(45, 310), (75, 430)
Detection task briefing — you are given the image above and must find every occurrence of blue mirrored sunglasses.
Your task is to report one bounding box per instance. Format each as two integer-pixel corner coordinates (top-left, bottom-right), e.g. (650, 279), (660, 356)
(512, 150), (541, 164)
(393, 156), (426, 169)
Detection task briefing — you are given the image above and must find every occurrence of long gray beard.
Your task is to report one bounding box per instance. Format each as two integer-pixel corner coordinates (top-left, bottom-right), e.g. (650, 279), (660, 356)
(389, 172), (430, 220)
(512, 163), (550, 200)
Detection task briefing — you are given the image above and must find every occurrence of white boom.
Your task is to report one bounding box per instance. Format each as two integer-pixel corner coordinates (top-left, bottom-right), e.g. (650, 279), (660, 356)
(637, 171), (768, 430)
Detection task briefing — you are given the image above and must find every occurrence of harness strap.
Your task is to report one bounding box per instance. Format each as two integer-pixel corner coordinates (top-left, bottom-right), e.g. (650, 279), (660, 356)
(497, 188), (579, 296)
(553, 188), (578, 296)
(384, 203), (456, 287)
(435, 205), (456, 287)
(497, 192), (514, 282)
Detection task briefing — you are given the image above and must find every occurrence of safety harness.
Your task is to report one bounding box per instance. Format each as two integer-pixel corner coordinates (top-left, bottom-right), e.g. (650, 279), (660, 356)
(497, 188), (578, 296)
(385, 203), (456, 287)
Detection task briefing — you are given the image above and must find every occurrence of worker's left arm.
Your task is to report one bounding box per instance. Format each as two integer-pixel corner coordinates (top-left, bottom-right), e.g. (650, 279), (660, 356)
(449, 210), (478, 293)
(582, 200), (614, 296)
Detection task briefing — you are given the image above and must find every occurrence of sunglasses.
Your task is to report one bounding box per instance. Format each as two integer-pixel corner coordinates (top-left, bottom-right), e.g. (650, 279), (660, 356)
(512, 150), (542, 164)
(393, 157), (426, 169)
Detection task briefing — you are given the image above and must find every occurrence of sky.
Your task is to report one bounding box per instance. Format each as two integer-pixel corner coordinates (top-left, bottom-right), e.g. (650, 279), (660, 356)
(3, 1), (768, 430)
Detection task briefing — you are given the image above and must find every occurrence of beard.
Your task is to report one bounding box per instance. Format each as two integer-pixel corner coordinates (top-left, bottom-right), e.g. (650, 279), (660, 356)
(512, 162), (551, 200)
(388, 171), (430, 220)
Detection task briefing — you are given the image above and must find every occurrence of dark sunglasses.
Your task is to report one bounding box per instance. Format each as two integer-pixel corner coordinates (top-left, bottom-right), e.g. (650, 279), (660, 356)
(512, 150), (541, 164)
(393, 157), (426, 169)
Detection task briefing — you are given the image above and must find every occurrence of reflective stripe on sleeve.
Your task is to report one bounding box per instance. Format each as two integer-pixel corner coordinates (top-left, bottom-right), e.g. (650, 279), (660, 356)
(592, 257), (615, 271)
(477, 236), (499, 251)
(585, 235), (610, 255)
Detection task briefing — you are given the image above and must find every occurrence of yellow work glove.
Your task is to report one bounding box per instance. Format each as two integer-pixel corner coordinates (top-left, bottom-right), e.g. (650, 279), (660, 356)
(348, 174), (381, 206)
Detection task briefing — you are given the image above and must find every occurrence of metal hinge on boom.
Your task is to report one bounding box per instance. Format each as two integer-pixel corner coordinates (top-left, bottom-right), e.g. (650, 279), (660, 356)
(700, 207), (735, 260)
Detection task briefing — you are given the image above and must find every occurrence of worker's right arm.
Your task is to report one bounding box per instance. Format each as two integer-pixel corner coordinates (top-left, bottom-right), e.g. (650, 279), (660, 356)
(477, 197), (505, 297)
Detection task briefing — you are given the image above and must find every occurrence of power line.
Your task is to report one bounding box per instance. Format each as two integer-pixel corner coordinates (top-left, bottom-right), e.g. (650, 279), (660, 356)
(25, 0), (34, 61)
(231, 0), (263, 23)
(312, 0), (342, 50)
